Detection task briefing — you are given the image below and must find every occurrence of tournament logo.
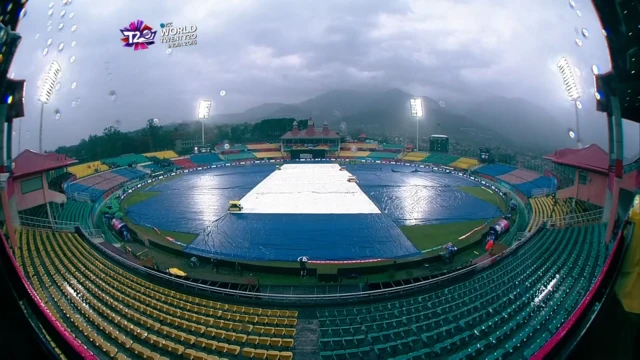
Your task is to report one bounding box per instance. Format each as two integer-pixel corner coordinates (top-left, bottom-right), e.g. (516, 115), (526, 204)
(120, 20), (157, 51)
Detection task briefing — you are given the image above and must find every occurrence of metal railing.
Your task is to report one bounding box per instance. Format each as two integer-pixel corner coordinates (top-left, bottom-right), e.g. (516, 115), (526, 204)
(546, 209), (604, 228)
(531, 188), (553, 198)
(19, 215), (79, 232)
(79, 225), (543, 303)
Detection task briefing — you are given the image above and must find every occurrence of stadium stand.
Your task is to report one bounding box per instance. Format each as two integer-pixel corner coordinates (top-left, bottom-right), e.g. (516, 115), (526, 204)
(402, 152), (429, 162)
(450, 157), (480, 170)
(381, 144), (405, 151)
(216, 145), (248, 152)
(246, 143), (280, 150)
(66, 168), (146, 201)
(341, 143), (379, 150)
(252, 151), (284, 159)
(498, 169), (540, 185)
(172, 158), (197, 169)
(103, 154), (149, 168)
(528, 197), (601, 231)
(422, 154), (461, 165)
(340, 151), (371, 158)
(68, 161), (109, 179)
(143, 151), (179, 160)
(514, 176), (556, 198)
(189, 153), (223, 165)
(316, 223), (608, 360)
(476, 164), (518, 177)
(143, 163), (162, 172)
(364, 152), (399, 159)
(223, 152), (257, 161)
(57, 200), (93, 229)
(16, 229), (297, 360)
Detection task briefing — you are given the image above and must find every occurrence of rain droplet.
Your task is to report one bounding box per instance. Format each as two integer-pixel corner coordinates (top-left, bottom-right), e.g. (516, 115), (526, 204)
(69, 12), (74, 19)
(115, 119), (122, 127)
(43, 48), (49, 56)
(568, 129), (575, 139)
(48, 9), (53, 16)
(71, 41), (76, 47)
(76, 97), (81, 105)
(70, 56), (75, 63)
(105, 62), (110, 69)
(47, 20), (52, 26)
(47, 26), (52, 32)
(591, 64), (600, 74)
(109, 90), (117, 101)
(71, 24), (77, 32)
(35, 34), (40, 39)
(576, 101), (582, 109)
(55, 82), (61, 90)
(581, 28), (589, 38)
(107, 73), (113, 81)
(575, 39), (583, 46)
(574, 68), (581, 76)
(71, 101), (76, 107)
(71, 82), (76, 89)
(220, 90), (226, 96)
(58, 23), (64, 30)
(9, 72), (14, 78)
(166, 49), (172, 54)
(60, 10), (66, 18)
(576, 10), (582, 17)
(58, 42), (64, 51)
(49, 2), (54, 8)
(47, 38), (52, 46)
(568, 0), (576, 9)
(19, 8), (27, 20)
(438, 100), (446, 107)
(54, 109), (61, 120)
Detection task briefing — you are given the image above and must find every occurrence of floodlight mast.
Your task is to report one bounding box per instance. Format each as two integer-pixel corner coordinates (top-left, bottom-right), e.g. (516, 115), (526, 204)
(557, 57), (582, 149)
(197, 100), (212, 146)
(38, 60), (62, 153)
(410, 98), (424, 151)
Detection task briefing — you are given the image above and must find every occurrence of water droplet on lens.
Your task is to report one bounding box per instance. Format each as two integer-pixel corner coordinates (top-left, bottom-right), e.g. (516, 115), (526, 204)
(43, 48), (49, 56)
(48, 9), (53, 16)
(576, 10), (582, 17)
(166, 49), (172, 54)
(220, 90), (226, 96)
(71, 82), (76, 89)
(55, 82), (60, 90)
(439, 100), (446, 107)
(19, 8), (27, 19)
(58, 42), (64, 51)
(581, 28), (589, 38)
(71, 101), (76, 107)
(575, 39), (583, 46)
(69, 13), (74, 19)
(47, 38), (52, 46)
(47, 26), (52, 32)
(70, 56), (75, 63)
(76, 97), (81, 104)
(60, 10), (66, 18)
(58, 23), (64, 30)
(35, 34), (40, 39)
(71, 24), (76, 32)
(9, 72), (14, 78)
(48, 20), (52, 26)
(71, 41), (76, 47)
(49, 2), (54, 8)
(105, 62), (110, 69)
(107, 73), (112, 81)
(54, 109), (61, 120)
(109, 90), (117, 101)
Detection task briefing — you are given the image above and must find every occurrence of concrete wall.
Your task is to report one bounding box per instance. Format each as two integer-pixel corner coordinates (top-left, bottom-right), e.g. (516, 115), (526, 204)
(14, 173), (66, 212)
(557, 169), (637, 207)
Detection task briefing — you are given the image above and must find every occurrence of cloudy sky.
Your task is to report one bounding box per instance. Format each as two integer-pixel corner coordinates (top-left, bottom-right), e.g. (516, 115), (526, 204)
(9, 0), (639, 154)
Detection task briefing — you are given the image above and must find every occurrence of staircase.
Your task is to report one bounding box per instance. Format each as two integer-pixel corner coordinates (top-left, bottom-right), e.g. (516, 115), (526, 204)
(293, 319), (320, 360)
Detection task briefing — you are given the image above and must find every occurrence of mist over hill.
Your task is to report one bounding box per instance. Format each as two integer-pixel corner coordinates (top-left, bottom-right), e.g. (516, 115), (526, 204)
(206, 88), (578, 152)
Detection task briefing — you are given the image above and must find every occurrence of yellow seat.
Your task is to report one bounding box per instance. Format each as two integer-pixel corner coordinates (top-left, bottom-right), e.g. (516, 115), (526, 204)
(247, 336), (259, 345)
(242, 348), (255, 358)
(279, 352), (293, 360)
(267, 350), (280, 360)
(269, 338), (282, 347)
(254, 349), (268, 359)
(281, 338), (294, 348)
(258, 337), (270, 347)
(225, 345), (241, 356)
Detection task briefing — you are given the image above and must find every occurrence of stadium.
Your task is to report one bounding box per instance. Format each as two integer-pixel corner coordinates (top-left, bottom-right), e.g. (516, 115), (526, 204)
(1, 1), (640, 360)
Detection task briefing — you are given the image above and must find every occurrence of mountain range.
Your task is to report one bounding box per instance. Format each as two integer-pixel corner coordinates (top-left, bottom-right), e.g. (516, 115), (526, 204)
(205, 88), (576, 152)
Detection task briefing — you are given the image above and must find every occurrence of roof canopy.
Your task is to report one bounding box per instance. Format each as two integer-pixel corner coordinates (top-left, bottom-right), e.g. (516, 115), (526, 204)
(544, 144), (609, 174)
(12, 150), (77, 178)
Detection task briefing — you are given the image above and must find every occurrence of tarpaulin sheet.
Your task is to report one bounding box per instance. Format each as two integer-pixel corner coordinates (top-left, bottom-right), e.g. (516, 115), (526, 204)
(126, 163), (501, 261)
(184, 213), (420, 261)
(350, 166), (502, 225)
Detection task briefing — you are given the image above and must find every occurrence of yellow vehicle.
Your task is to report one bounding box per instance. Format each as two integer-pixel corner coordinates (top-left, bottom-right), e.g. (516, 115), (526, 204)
(228, 201), (243, 212)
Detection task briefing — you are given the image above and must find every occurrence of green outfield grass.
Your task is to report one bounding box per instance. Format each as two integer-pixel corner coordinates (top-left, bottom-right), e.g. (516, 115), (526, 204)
(458, 185), (507, 212)
(400, 218), (497, 252)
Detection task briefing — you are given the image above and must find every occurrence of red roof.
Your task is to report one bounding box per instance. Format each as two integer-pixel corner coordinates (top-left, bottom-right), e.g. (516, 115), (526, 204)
(544, 144), (609, 174)
(358, 134), (367, 138)
(12, 150), (77, 178)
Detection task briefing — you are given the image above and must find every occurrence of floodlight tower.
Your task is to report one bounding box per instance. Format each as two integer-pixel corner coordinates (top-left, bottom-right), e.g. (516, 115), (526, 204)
(38, 60), (62, 153)
(557, 57), (582, 149)
(410, 98), (424, 151)
(198, 100), (212, 146)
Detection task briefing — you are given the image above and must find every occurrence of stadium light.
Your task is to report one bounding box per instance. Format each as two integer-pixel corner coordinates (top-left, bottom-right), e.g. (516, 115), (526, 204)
(557, 57), (582, 148)
(197, 100), (212, 146)
(410, 98), (424, 151)
(38, 60), (62, 153)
